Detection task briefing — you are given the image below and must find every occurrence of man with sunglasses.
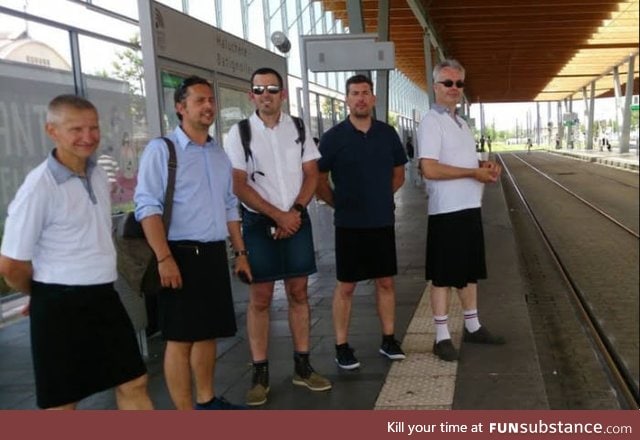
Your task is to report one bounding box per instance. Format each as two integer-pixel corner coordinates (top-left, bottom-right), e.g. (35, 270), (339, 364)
(316, 74), (408, 371)
(135, 76), (250, 410)
(225, 67), (331, 407)
(417, 59), (505, 362)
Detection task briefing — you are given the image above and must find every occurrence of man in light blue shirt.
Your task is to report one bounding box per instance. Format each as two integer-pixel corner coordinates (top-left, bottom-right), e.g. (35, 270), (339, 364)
(135, 76), (250, 410)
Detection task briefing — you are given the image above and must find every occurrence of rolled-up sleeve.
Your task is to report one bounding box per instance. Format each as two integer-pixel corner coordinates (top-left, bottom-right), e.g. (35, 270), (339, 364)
(224, 162), (241, 222)
(134, 139), (168, 221)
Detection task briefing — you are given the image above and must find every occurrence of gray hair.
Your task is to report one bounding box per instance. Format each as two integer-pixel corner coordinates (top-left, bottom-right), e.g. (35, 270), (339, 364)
(46, 94), (97, 124)
(433, 59), (465, 82)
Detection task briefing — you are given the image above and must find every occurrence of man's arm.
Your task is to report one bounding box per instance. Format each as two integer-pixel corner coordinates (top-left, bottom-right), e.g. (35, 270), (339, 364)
(227, 220), (252, 282)
(294, 159), (319, 207)
(420, 158), (498, 183)
(232, 169), (300, 235)
(0, 255), (33, 294)
(316, 172), (334, 207)
(140, 215), (182, 289)
(392, 165), (405, 193)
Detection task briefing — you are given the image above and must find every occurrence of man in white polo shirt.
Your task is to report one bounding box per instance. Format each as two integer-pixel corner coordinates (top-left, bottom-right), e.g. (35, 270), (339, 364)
(225, 67), (331, 406)
(0, 95), (152, 410)
(417, 59), (505, 363)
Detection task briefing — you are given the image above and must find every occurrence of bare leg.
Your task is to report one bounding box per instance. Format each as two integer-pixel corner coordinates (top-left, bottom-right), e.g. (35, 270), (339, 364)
(457, 283), (478, 311)
(191, 339), (216, 404)
(284, 276), (310, 352)
(115, 373), (153, 409)
(374, 277), (396, 336)
(332, 281), (356, 345)
(247, 281), (275, 361)
(164, 340), (193, 410)
(431, 285), (451, 316)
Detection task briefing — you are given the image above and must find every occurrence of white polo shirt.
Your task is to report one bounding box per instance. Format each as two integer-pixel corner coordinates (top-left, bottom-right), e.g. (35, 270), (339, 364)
(224, 112), (320, 212)
(1, 151), (117, 285)
(417, 105), (484, 215)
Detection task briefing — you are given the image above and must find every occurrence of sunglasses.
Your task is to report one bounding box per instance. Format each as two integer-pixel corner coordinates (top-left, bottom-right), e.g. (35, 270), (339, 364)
(438, 80), (465, 88)
(251, 85), (281, 95)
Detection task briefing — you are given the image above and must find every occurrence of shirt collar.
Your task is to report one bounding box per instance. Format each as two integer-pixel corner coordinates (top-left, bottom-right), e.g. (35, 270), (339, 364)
(174, 125), (214, 149)
(251, 110), (285, 129)
(47, 149), (96, 185)
(432, 103), (459, 116)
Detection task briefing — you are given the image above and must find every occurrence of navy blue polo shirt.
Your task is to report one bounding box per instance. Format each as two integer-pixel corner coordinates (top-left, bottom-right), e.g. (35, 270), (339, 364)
(318, 118), (407, 228)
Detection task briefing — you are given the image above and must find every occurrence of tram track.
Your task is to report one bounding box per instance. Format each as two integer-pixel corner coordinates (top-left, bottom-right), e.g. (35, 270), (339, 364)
(498, 152), (639, 409)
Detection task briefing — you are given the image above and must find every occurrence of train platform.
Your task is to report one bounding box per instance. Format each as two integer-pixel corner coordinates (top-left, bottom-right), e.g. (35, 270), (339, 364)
(547, 148), (639, 172)
(0, 169), (547, 410)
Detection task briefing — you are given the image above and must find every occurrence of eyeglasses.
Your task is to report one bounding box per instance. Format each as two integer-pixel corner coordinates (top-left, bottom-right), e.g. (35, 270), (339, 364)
(438, 80), (465, 89)
(251, 85), (281, 95)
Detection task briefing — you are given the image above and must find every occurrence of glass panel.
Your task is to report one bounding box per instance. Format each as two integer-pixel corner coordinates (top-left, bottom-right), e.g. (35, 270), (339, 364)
(156, 0), (184, 13)
(318, 95), (333, 135)
(189, 0), (217, 26)
(247, 0), (266, 46)
(90, 0), (139, 19)
(219, 0), (244, 38)
(218, 84), (254, 145)
(0, 17), (74, 224)
(79, 35), (149, 212)
(308, 92), (319, 139)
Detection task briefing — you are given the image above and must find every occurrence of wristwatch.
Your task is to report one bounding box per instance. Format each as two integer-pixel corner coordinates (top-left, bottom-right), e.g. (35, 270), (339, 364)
(292, 203), (305, 213)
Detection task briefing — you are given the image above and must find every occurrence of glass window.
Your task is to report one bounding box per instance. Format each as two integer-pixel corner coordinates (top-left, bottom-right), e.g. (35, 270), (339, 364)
(90, 0), (139, 19)
(0, 17), (74, 223)
(309, 92), (319, 139)
(79, 35), (149, 211)
(219, 0), (244, 38)
(189, 1), (217, 26)
(155, 0), (184, 13)
(217, 84), (254, 145)
(247, 0), (266, 47)
(318, 95), (333, 135)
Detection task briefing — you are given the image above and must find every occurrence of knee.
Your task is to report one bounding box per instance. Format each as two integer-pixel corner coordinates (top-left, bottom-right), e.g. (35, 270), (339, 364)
(116, 373), (149, 398)
(336, 282), (356, 298)
(287, 287), (309, 307)
(250, 287), (273, 312)
(376, 277), (394, 292)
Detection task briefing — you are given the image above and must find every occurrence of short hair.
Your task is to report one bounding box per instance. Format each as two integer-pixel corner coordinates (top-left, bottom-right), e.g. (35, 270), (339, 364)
(174, 75), (212, 121)
(345, 74), (374, 93)
(433, 59), (465, 82)
(46, 94), (97, 124)
(250, 67), (284, 88)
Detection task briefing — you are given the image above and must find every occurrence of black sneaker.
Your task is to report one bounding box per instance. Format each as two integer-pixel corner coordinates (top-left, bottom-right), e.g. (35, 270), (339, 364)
(379, 338), (406, 360)
(335, 343), (360, 370)
(463, 327), (506, 345)
(433, 339), (459, 362)
(194, 396), (247, 410)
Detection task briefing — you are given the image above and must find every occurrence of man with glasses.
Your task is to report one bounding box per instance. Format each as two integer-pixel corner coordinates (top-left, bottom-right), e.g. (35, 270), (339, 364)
(417, 59), (505, 362)
(316, 74), (408, 370)
(135, 76), (250, 410)
(225, 67), (331, 406)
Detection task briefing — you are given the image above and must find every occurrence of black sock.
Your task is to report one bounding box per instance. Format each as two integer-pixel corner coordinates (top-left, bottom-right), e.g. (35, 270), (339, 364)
(294, 351), (311, 377)
(335, 343), (349, 350)
(382, 334), (395, 344)
(197, 396), (216, 406)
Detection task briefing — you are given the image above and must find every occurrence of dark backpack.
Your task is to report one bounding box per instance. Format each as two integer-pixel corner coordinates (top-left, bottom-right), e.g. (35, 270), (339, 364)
(238, 116), (306, 162)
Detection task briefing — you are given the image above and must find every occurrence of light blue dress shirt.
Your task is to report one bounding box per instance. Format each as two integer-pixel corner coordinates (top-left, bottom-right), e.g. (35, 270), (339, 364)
(134, 126), (240, 242)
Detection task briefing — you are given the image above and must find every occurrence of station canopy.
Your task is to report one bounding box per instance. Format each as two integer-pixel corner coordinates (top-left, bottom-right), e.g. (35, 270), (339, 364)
(318, 0), (639, 103)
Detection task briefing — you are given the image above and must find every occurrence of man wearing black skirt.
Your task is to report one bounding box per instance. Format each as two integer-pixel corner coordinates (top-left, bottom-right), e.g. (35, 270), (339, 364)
(316, 74), (408, 370)
(0, 95), (152, 409)
(417, 59), (505, 362)
(135, 76), (250, 410)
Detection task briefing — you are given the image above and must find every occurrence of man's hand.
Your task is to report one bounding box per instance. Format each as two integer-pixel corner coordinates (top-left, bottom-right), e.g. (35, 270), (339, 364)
(158, 256), (182, 289)
(234, 255), (252, 283)
(274, 210), (301, 237)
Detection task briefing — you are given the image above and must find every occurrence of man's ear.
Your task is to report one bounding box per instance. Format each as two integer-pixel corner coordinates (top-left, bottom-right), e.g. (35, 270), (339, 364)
(45, 122), (57, 142)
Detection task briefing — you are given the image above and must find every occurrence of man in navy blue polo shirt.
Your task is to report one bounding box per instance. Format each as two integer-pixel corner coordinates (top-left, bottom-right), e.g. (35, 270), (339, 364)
(316, 74), (408, 370)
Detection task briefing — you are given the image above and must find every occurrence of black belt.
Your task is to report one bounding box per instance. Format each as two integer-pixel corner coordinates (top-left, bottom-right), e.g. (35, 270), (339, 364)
(168, 240), (224, 256)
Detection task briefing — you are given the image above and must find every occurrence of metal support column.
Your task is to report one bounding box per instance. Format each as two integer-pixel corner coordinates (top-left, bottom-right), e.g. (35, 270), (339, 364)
(375, 0), (390, 123)
(619, 54), (636, 153)
(423, 33), (434, 107)
(69, 31), (85, 96)
(556, 100), (563, 149)
(346, 0), (368, 79)
(586, 82), (596, 150)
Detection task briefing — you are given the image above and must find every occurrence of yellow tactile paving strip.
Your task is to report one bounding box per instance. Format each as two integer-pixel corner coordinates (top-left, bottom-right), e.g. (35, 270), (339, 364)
(374, 283), (463, 410)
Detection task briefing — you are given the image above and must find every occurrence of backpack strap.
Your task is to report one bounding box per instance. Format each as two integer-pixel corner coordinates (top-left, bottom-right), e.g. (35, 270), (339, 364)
(291, 116), (306, 156)
(238, 119), (252, 162)
(160, 137), (177, 235)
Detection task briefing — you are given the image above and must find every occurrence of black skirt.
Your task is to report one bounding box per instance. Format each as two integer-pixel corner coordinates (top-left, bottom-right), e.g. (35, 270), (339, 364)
(335, 226), (398, 282)
(425, 207), (487, 288)
(158, 240), (237, 342)
(30, 281), (146, 409)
